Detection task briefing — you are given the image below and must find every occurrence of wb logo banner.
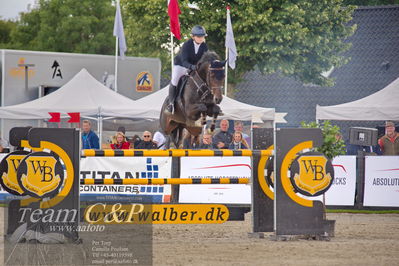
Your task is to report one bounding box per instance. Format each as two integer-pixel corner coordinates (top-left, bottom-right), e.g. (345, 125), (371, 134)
(290, 152), (334, 196)
(17, 152), (64, 198)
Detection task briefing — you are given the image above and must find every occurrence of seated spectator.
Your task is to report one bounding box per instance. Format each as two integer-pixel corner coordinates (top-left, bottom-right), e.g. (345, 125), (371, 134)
(117, 126), (130, 142)
(234, 121), (251, 147)
(213, 119), (232, 149)
(81, 120), (99, 149)
(135, 131), (158, 149)
(199, 133), (216, 149)
(110, 132), (130, 149)
(228, 131), (249, 150)
(183, 131), (200, 149)
(153, 131), (167, 150)
(378, 121), (399, 155)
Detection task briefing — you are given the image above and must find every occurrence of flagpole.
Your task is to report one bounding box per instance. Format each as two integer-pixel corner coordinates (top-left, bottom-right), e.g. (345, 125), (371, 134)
(171, 32), (174, 73)
(115, 35), (119, 92)
(225, 46), (228, 96)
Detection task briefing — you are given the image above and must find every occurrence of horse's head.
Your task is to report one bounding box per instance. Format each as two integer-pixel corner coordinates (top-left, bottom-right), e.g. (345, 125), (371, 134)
(196, 51), (226, 104)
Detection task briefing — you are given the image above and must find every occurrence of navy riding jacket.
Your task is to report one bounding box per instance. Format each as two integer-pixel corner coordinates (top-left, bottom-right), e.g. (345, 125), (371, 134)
(174, 39), (208, 69)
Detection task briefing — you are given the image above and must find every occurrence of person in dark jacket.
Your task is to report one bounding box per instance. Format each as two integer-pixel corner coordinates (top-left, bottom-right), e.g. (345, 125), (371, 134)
(213, 119), (232, 149)
(228, 131), (249, 150)
(166, 25), (209, 114)
(199, 133), (216, 149)
(81, 120), (99, 149)
(135, 131), (157, 149)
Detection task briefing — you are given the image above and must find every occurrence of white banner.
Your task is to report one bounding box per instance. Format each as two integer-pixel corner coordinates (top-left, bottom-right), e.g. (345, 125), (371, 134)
(80, 157), (172, 203)
(364, 156), (399, 207)
(179, 157), (252, 204)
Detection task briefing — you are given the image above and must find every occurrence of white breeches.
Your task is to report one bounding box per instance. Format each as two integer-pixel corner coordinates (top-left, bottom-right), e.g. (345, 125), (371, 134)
(171, 65), (188, 86)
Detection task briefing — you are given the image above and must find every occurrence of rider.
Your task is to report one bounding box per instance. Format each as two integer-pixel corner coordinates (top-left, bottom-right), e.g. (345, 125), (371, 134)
(166, 25), (209, 114)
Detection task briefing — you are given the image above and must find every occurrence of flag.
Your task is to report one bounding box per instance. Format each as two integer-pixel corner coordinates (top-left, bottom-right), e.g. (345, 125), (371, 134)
(225, 6), (237, 69)
(67, 113), (80, 123)
(168, 0), (181, 40)
(48, 112), (61, 122)
(113, 0), (127, 58)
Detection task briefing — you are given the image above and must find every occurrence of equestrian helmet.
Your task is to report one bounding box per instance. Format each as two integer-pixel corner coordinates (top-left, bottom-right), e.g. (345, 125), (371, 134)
(191, 25), (207, 37)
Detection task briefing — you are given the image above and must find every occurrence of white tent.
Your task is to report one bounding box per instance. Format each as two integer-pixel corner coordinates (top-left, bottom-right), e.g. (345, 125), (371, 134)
(110, 86), (280, 122)
(0, 68), (137, 119)
(316, 77), (399, 121)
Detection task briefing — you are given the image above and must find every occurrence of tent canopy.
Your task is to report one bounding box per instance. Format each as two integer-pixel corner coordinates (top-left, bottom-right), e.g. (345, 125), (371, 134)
(0, 68), (137, 119)
(316, 77), (399, 121)
(110, 86), (277, 122)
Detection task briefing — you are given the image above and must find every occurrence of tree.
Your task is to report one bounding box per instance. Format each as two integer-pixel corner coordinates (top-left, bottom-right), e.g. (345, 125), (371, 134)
(300, 120), (346, 159)
(0, 19), (16, 48)
(9, 0), (115, 54)
(123, 0), (356, 86)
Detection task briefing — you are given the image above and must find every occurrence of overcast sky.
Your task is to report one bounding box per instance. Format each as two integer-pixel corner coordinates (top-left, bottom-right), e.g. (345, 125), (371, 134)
(0, 0), (36, 20)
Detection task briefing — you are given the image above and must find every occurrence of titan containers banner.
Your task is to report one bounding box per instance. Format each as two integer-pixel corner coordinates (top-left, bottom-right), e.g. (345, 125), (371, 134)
(364, 156), (399, 207)
(179, 157), (252, 204)
(80, 157), (172, 203)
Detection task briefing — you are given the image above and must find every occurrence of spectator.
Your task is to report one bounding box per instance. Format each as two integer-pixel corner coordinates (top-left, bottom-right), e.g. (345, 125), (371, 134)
(234, 121), (251, 147)
(228, 131), (249, 150)
(183, 131), (200, 149)
(81, 120), (99, 149)
(117, 126), (130, 142)
(378, 121), (399, 155)
(135, 131), (157, 149)
(213, 119), (232, 149)
(199, 133), (216, 149)
(153, 131), (167, 150)
(110, 132), (130, 149)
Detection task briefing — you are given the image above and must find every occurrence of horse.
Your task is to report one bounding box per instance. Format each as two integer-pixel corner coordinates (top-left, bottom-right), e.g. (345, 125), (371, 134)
(160, 51), (226, 148)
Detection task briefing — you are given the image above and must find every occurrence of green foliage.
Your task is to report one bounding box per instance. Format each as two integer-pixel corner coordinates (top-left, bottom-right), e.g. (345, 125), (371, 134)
(300, 120), (346, 159)
(123, 0), (356, 86)
(8, 0), (115, 54)
(0, 20), (16, 48)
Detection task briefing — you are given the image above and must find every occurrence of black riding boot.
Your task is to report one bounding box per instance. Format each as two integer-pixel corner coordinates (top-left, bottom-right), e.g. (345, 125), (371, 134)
(166, 84), (177, 114)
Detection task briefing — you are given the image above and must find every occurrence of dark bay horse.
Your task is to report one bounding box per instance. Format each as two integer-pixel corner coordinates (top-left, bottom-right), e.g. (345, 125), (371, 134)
(160, 51), (226, 147)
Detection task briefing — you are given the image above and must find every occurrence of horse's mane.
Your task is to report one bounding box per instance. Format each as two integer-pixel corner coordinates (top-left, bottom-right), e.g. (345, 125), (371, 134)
(198, 51), (220, 65)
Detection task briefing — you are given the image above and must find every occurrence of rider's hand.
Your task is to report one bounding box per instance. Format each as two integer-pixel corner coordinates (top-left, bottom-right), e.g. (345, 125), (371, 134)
(189, 64), (196, 71)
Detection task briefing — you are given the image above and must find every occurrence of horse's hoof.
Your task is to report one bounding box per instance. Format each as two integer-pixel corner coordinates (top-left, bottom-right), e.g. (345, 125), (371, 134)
(218, 111), (224, 116)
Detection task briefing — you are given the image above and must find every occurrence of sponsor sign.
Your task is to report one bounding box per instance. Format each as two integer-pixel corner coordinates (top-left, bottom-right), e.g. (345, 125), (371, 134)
(84, 203), (229, 224)
(136, 71), (154, 92)
(179, 157), (251, 204)
(364, 156), (399, 207)
(80, 157), (172, 203)
(301, 156), (357, 206)
(290, 152), (334, 197)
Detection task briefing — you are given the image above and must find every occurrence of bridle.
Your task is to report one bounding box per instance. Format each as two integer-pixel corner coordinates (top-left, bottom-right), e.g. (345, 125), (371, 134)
(189, 63), (225, 102)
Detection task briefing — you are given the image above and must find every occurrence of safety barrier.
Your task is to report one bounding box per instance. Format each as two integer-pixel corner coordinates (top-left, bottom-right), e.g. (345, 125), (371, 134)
(82, 149), (273, 157)
(80, 177), (250, 185)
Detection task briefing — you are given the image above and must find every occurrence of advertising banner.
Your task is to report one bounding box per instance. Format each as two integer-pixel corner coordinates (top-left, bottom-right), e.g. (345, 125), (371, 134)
(179, 157), (252, 204)
(80, 157), (172, 203)
(364, 156), (399, 207)
(301, 156), (357, 206)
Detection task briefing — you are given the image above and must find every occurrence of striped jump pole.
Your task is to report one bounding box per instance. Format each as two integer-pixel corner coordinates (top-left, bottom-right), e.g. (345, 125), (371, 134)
(82, 149), (273, 157)
(81, 178), (250, 185)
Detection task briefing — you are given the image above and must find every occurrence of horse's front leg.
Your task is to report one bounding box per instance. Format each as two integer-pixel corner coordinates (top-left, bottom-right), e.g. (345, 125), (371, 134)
(186, 103), (207, 121)
(207, 105), (221, 132)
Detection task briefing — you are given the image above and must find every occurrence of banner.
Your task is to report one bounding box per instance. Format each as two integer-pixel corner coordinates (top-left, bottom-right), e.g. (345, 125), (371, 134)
(364, 156), (399, 207)
(179, 157), (251, 204)
(294, 156), (357, 206)
(80, 157), (172, 203)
